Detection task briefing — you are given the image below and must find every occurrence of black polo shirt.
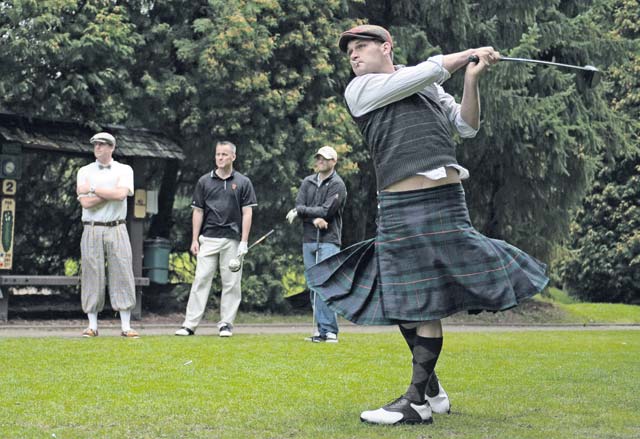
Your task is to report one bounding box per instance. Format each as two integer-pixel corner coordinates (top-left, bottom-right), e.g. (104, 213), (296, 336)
(192, 169), (257, 240)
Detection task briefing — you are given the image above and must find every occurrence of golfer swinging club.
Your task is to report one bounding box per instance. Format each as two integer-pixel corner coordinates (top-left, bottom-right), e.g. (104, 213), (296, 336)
(307, 25), (549, 425)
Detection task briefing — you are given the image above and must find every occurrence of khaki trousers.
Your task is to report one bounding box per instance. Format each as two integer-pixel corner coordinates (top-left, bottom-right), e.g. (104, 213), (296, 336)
(80, 223), (136, 313)
(183, 237), (242, 329)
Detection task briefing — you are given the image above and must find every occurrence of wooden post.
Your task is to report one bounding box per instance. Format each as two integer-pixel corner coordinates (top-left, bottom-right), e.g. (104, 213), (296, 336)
(0, 179), (17, 320)
(0, 287), (7, 321)
(128, 157), (147, 320)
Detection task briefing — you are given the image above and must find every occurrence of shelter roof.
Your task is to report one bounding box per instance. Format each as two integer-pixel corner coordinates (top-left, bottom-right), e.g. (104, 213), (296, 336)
(0, 112), (184, 160)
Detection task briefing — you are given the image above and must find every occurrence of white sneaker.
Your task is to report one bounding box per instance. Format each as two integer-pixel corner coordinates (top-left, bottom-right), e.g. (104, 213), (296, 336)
(324, 332), (338, 343)
(219, 325), (232, 337)
(426, 381), (451, 414)
(175, 327), (194, 336)
(360, 396), (433, 425)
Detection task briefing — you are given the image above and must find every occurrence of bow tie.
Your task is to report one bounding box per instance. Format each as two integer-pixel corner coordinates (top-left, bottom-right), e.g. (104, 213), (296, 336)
(98, 164), (111, 170)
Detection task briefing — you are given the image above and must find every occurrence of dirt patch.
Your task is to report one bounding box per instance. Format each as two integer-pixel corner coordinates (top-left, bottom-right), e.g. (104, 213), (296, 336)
(444, 299), (570, 325)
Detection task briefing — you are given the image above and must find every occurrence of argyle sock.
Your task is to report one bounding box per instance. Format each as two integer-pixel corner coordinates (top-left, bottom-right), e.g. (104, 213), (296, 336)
(399, 325), (441, 398)
(426, 370), (441, 398)
(404, 335), (443, 404)
(398, 324), (417, 351)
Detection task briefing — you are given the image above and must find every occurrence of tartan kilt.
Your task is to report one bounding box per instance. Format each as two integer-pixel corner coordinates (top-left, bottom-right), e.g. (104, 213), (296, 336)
(306, 183), (549, 325)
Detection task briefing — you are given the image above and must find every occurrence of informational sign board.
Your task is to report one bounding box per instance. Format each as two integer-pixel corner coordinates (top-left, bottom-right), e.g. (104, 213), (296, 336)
(0, 197), (16, 270)
(2, 180), (17, 196)
(134, 189), (147, 219)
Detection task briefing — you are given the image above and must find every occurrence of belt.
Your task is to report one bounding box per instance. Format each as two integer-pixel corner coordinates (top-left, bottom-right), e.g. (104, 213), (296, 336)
(82, 220), (126, 227)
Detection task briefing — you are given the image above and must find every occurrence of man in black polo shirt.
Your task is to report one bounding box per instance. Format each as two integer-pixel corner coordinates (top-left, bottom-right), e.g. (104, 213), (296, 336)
(286, 146), (347, 342)
(176, 141), (257, 337)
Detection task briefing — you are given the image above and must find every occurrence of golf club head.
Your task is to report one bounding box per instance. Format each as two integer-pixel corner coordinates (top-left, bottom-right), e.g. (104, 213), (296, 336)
(229, 258), (242, 272)
(581, 65), (601, 88)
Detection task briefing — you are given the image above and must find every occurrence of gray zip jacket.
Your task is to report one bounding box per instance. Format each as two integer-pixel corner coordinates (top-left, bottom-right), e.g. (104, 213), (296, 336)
(295, 171), (347, 246)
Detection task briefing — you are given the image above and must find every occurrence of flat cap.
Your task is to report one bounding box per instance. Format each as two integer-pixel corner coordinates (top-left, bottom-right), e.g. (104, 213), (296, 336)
(338, 24), (393, 52)
(90, 132), (116, 147)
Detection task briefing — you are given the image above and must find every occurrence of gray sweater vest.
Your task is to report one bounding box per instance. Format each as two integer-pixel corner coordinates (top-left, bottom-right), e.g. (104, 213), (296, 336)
(353, 88), (458, 190)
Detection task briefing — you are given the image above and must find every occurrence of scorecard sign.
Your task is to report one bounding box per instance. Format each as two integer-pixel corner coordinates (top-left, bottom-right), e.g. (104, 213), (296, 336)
(0, 180), (16, 269)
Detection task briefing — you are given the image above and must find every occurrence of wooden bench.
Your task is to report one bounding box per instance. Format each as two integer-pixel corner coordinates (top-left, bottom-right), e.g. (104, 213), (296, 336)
(0, 275), (150, 321)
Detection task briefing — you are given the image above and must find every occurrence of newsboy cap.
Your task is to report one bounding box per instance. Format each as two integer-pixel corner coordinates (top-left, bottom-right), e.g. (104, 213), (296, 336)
(338, 24), (393, 52)
(90, 132), (116, 147)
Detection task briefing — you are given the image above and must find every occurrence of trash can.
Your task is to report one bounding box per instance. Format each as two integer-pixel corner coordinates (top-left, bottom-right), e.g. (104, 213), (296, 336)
(143, 237), (172, 284)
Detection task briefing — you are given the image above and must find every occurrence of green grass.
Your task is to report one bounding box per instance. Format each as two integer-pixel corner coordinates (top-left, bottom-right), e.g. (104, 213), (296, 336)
(533, 288), (640, 324)
(557, 303), (640, 324)
(544, 287), (581, 305)
(1, 331), (639, 439)
(232, 311), (314, 324)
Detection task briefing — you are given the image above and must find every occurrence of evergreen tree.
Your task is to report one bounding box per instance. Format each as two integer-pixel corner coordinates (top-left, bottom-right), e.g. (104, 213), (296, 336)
(0, 0), (637, 310)
(562, 153), (640, 303)
(338, 0), (632, 262)
(561, 0), (640, 303)
(122, 0), (359, 310)
(0, 0), (142, 123)
(1, 0), (359, 310)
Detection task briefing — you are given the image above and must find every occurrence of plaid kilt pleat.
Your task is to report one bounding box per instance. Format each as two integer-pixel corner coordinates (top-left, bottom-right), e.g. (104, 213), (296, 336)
(307, 183), (549, 325)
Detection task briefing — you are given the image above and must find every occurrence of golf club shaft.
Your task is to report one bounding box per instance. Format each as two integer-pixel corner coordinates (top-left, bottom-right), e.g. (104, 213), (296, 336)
(312, 228), (320, 336)
(468, 55), (592, 72)
(247, 229), (275, 250)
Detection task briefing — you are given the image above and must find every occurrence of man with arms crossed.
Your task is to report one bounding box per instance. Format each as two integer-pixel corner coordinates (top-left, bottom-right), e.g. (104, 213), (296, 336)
(176, 141), (257, 338)
(77, 132), (139, 338)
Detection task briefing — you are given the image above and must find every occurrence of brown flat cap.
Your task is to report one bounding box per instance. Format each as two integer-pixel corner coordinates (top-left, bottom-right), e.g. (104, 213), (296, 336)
(338, 24), (393, 52)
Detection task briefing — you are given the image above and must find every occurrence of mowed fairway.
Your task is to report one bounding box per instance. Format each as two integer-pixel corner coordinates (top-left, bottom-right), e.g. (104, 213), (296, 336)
(1, 330), (638, 439)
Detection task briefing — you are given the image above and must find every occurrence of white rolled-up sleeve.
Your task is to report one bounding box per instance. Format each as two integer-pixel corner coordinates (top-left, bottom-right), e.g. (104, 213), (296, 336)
(436, 83), (479, 138)
(345, 55), (451, 117)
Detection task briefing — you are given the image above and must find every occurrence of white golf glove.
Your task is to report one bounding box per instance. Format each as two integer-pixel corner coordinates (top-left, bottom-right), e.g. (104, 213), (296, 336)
(286, 208), (298, 224)
(237, 241), (248, 257)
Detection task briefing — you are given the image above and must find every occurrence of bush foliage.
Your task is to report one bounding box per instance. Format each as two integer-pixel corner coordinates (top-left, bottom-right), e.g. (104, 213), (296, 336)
(0, 0), (637, 309)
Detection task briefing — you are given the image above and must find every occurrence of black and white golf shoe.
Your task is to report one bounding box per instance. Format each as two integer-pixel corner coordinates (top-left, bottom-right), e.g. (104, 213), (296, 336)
(360, 396), (433, 425)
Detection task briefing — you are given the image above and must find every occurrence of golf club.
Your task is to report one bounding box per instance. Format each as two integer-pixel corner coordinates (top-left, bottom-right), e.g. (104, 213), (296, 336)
(311, 228), (320, 338)
(228, 229), (275, 272)
(468, 55), (602, 88)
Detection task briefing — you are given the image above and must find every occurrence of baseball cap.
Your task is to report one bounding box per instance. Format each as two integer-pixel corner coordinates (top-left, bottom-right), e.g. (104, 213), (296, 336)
(90, 132), (116, 147)
(338, 24), (393, 52)
(315, 146), (338, 161)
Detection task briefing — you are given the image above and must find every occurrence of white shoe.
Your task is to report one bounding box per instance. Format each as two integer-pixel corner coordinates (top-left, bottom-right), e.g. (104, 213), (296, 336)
(324, 332), (338, 343)
(426, 381), (451, 414)
(175, 327), (194, 336)
(219, 325), (232, 337)
(360, 396), (433, 425)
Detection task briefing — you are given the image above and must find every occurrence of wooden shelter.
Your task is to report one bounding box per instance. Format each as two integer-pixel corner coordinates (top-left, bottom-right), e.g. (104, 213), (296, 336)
(0, 111), (184, 320)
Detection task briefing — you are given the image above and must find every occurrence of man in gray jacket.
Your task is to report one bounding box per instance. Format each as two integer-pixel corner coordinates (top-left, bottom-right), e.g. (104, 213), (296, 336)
(287, 146), (347, 342)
